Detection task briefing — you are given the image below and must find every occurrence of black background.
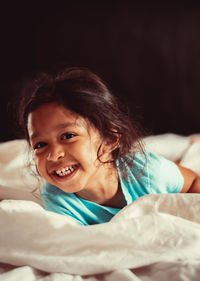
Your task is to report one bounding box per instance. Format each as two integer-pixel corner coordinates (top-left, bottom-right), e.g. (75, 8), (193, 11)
(1, 1), (200, 142)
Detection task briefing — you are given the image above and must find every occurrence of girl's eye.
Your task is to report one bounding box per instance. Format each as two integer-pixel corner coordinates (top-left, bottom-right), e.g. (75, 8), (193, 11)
(61, 133), (76, 140)
(33, 142), (47, 150)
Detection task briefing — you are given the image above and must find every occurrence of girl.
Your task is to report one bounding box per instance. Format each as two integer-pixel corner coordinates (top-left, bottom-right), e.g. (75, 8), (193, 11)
(18, 67), (200, 226)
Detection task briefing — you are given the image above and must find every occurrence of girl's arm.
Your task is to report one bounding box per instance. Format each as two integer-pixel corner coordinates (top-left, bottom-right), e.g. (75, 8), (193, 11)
(177, 165), (200, 193)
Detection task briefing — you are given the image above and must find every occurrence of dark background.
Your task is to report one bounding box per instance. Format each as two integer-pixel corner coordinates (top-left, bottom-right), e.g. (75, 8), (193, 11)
(1, 1), (200, 142)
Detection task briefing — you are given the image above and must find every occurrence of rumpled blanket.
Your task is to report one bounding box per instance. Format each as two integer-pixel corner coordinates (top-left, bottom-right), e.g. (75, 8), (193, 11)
(1, 194), (200, 280)
(1, 133), (200, 281)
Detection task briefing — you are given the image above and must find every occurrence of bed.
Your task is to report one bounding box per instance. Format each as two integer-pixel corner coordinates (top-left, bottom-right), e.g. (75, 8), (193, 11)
(1, 133), (200, 281)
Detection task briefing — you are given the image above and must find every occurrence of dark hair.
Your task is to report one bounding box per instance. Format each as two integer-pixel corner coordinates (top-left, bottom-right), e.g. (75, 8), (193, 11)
(17, 67), (144, 177)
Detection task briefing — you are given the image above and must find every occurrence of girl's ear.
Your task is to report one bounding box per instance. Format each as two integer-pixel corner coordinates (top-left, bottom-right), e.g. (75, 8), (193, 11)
(97, 132), (121, 163)
(102, 133), (121, 154)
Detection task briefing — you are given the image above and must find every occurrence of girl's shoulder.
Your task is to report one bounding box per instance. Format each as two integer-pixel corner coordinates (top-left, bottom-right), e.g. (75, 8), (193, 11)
(119, 151), (182, 179)
(119, 152), (184, 194)
(119, 151), (162, 170)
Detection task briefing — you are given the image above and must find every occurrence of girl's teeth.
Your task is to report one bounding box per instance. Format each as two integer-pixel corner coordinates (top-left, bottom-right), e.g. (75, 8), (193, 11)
(56, 166), (75, 177)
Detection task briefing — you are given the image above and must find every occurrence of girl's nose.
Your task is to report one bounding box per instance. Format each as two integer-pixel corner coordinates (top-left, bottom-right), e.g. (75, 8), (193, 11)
(46, 145), (65, 161)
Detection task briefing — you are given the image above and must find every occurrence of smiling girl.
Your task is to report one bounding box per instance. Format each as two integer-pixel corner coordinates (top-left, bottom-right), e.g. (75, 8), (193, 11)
(18, 67), (200, 225)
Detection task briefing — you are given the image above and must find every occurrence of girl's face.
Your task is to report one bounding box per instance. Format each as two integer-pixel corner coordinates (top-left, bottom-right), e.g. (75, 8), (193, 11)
(27, 102), (113, 194)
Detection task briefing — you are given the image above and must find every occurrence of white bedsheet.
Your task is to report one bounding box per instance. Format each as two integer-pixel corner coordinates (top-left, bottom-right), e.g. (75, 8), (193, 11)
(1, 134), (200, 281)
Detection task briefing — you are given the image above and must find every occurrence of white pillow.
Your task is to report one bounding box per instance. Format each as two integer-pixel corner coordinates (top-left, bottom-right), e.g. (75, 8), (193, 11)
(0, 139), (44, 206)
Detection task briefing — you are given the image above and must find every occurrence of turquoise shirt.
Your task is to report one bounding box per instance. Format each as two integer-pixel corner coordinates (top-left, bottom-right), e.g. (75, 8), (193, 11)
(42, 152), (184, 226)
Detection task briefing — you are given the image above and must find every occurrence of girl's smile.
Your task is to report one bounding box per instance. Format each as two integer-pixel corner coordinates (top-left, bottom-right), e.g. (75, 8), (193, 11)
(27, 102), (119, 204)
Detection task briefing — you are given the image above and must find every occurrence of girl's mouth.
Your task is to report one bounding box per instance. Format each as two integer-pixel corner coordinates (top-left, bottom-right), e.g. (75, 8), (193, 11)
(52, 164), (79, 181)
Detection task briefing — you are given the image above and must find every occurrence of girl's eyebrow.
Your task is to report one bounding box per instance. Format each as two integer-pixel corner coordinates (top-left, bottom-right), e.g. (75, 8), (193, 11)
(30, 122), (79, 140)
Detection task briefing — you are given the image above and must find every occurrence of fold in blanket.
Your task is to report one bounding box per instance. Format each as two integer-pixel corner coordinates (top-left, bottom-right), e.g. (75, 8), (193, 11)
(1, 193), (200, 280)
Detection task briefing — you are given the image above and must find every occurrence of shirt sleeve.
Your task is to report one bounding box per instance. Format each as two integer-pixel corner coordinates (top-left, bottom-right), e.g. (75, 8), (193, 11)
(146, 152), (184, 194)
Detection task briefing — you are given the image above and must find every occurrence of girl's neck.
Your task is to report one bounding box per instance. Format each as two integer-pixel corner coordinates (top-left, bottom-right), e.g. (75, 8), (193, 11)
(75, 165), (125, 208)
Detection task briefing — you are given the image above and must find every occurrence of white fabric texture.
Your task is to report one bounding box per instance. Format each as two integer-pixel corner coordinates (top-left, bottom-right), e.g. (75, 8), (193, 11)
(0, 133), (200, 281)
(1, 195), (200, 281)
(0, 139), (44, 205)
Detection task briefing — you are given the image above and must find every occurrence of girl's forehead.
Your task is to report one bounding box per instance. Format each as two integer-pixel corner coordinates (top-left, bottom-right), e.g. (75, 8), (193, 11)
(27, 102), (99, 138)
